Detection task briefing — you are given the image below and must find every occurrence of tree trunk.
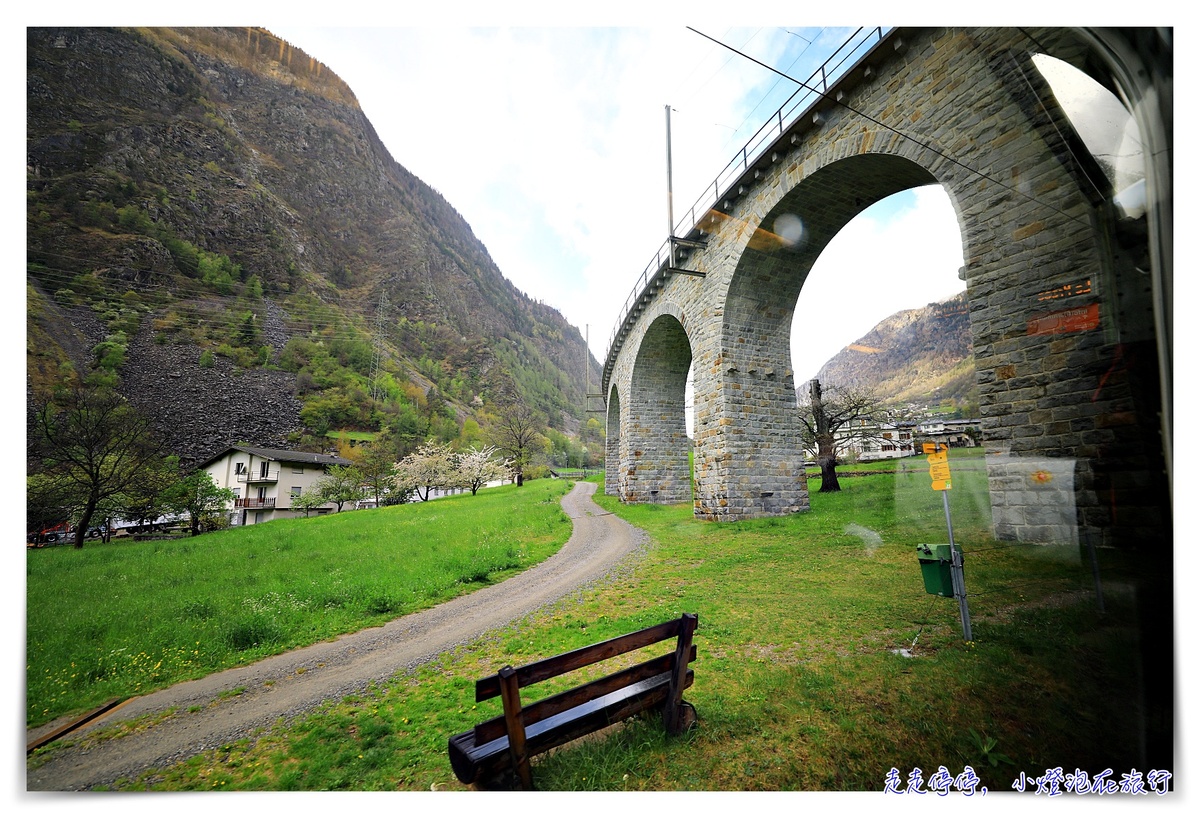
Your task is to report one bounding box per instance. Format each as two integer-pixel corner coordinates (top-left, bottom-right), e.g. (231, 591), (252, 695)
(74, 494), (99, 548)
(810, 379), (841, 493)
(817, 447), (841, 493)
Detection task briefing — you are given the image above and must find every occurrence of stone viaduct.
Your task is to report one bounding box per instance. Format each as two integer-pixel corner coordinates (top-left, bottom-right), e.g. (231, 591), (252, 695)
(602, 27), (1171, 550)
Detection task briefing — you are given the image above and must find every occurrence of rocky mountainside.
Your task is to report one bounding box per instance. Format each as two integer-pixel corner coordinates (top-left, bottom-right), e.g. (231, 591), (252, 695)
(810, 290), (979, 413)
(26, 27), (600, 464)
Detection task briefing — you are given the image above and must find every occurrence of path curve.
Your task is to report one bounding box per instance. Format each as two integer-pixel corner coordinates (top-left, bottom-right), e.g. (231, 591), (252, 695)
(27, 481), (647, 791)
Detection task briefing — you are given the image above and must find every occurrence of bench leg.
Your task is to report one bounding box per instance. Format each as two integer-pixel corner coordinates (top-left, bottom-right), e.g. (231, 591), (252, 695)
(499, 665), (534, 790)
(664, 613), (698, 735)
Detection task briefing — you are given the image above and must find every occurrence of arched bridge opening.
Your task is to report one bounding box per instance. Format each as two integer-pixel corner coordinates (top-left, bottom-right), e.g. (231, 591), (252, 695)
(611, 312), (693, 505)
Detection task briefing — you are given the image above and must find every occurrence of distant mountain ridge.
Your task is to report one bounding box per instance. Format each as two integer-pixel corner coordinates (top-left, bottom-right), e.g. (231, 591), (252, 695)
(811, 291), (978, 411)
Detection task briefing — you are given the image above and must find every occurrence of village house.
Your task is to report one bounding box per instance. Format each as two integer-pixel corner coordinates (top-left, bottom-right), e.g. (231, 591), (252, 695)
(917, 419), (981, 450)
(801, 416), (983, 465)
(198, 445), (353, 526)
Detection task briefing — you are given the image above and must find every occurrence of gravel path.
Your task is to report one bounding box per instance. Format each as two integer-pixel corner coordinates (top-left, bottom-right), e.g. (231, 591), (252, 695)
(26, 481), (647, 791)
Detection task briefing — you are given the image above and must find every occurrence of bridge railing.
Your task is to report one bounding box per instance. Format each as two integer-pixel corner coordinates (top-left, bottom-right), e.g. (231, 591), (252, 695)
(606, 27), (892, 372)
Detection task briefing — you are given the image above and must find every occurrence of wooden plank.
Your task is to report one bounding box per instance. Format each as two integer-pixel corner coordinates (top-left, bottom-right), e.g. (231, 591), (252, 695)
(26, 698), (123, 754)
(473, 644), (695, 745)
(476, 618), (683, 701)
(498, 666), (533, 790)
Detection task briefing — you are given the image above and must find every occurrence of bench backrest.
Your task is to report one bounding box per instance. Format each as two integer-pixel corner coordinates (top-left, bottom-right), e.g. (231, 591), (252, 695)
(472, 613), (698, 746)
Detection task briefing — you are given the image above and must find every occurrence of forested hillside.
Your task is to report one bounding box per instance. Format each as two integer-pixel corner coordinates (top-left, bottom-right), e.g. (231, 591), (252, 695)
(26, 27), (602, 465)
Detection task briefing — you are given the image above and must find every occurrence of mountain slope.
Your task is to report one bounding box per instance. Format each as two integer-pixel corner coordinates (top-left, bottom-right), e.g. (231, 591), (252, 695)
(26, 26), (600, 463)
(811, 291), (978, 411)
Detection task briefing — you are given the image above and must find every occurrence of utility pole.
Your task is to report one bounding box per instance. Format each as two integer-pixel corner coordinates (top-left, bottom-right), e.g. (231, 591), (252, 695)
(665, 104), (675, 237)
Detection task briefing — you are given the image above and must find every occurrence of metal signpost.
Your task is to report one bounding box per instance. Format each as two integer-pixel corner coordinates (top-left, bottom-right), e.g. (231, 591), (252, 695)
(924, 443), (972, 641)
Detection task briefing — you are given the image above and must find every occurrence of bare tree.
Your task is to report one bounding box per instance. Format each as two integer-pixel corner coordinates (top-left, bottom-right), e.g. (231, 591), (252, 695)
(31, 385), (161, 547)
(797, 379), (889, 493)
(486, 395), (545, 487)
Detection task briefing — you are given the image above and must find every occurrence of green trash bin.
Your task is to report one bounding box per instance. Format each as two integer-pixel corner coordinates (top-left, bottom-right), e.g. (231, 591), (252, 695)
(917, 543), (955, 597)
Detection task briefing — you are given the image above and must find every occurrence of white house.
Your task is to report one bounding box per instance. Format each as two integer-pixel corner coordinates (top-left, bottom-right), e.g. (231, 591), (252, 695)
(198, 445), (353, 526)
(853, 422), (918, 461)
(802, 420), (917, 463)
(918, 419), (980, 449)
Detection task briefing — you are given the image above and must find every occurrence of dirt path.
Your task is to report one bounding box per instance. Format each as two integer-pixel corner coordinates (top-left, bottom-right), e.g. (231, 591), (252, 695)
(27, 481), (647, 791)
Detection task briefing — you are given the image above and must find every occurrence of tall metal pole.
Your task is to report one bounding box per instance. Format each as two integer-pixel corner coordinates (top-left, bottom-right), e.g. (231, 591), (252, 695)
(938, 445), (972, 641)
(665, 104), (674, 238)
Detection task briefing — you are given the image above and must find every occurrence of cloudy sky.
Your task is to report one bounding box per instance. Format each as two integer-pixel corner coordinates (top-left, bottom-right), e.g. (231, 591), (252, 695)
(257, 15), (967, 383)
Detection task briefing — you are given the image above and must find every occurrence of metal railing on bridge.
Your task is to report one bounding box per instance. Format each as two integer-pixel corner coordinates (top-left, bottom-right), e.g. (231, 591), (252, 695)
(604, 27), (892, 384)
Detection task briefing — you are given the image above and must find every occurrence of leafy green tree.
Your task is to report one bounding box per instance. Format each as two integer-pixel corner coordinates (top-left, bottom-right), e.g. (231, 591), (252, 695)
(164, 470), (235, 536)
(388, 401), (431, 456)
(26, 473), (78, 544)
(245, 274), (264, 300)
(31, 384), (161, 548)
(351, 434), (399, 506)
(236, 311), (258, 348)
(115, 454), (180, 536)
(314, 464), (366, 512)
(290, 486), (328, 517)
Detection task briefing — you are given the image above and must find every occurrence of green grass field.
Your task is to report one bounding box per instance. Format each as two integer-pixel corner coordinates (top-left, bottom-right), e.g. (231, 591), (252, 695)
(28, 453), (1161, 792)
(26, 480), (572, 726)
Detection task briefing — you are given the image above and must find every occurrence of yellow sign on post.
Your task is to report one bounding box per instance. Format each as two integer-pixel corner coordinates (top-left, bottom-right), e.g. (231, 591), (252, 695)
(926, 447), (952, 491)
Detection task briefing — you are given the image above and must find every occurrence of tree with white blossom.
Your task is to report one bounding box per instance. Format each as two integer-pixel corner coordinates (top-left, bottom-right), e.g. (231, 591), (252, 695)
(394, 440), (457, 502)
(456, 445), (511, 495)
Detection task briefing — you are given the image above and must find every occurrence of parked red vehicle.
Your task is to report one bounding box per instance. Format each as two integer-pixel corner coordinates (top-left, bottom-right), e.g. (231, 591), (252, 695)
(26, 522), (105, 547)
(27, 522), (71, 547)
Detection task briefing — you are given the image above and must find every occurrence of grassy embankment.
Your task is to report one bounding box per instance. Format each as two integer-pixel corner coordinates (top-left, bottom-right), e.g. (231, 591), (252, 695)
(30, 450), (1153, 792)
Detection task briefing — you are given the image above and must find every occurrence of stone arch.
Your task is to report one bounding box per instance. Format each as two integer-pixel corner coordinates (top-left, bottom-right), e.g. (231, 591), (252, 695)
(619, 311), (693, 504)
(693, 154), (954, 520)
(604, 383), (621, 499)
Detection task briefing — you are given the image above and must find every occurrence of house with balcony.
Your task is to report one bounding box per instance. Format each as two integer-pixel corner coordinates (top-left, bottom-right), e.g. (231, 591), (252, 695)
(198, 445), (354, 526)
(801, 420), (918, 464)
(917, 419), (981, 449)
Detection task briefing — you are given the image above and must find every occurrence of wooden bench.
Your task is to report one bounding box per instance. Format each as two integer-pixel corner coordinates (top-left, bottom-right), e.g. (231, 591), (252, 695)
(447, 613), (698, 789)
